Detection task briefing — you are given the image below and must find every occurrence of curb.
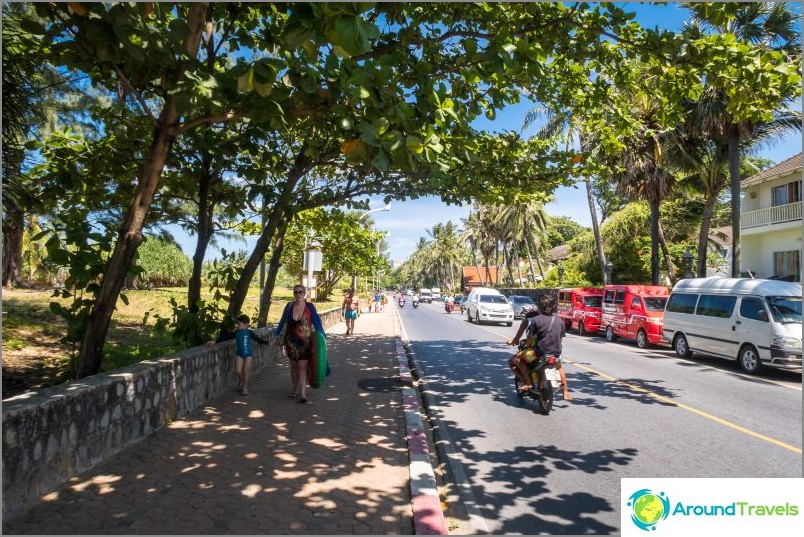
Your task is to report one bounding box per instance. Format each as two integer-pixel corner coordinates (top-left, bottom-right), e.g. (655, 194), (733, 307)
(396, 339), (448, 535)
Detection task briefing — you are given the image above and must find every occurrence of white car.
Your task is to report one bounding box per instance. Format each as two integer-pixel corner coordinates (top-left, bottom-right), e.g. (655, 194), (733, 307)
(465, 287), (514, 326)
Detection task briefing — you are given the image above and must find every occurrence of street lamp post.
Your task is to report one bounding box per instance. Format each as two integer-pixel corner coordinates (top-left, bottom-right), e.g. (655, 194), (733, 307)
(304, 239), (322, 301)
(604, 260), (613, 285)
(682, 246), (695, 279)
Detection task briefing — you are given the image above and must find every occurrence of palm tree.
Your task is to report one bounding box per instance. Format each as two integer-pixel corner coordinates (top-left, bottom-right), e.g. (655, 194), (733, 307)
(525, 107), (610, 284)
(686, 3), (801, 276)
(494, 200), (549, 286)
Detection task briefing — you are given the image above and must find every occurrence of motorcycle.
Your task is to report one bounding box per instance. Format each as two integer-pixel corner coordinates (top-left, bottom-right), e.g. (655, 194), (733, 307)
(444, 301), (453, 313)
(512, 341), (562, 415)
(398, 298), (405, 308)
(412, 299), (419, 308)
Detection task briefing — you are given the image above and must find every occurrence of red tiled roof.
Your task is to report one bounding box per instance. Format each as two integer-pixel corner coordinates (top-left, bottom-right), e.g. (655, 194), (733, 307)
(462, 266), (499, 285)
(742, 153), (802, 187)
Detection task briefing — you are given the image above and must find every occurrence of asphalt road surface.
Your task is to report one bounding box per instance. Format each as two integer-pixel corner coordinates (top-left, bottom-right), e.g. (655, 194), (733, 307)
(397, 300), (802, 535)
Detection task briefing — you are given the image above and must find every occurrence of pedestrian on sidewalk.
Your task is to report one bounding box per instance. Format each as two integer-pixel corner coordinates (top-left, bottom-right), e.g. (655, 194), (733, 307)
(208, 314), (270, 396)
(341, 288), (360, 335)
(373, 290), (381, 312)
(272, 285), (326, 403)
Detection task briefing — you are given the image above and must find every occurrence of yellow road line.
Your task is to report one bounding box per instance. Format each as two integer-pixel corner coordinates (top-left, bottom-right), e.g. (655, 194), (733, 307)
(569, 360), (802, 455)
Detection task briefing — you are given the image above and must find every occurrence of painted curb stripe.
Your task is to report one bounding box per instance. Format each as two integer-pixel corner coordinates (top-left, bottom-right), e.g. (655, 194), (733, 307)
(395, 336), (447, 535)
(412, 495), (448, 535)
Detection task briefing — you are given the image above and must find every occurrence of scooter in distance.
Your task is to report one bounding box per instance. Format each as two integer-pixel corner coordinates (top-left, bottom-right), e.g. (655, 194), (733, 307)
(412, 299), (419, 308)
(444, 301), (453, 314)
(398, 298), (405, 308)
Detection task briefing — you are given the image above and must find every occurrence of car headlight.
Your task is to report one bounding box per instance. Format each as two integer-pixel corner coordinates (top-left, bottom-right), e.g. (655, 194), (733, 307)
(771, 336), (802, 350)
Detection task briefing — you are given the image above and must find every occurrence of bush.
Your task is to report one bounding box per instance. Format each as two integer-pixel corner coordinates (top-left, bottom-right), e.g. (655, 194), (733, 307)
(135, 237), (192, 288)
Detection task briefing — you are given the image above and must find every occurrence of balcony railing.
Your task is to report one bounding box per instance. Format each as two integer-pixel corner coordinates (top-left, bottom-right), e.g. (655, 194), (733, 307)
(741, 201), (802, 229)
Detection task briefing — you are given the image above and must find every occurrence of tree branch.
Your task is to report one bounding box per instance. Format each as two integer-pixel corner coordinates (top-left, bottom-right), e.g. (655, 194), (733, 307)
(113, 65), (158, 127)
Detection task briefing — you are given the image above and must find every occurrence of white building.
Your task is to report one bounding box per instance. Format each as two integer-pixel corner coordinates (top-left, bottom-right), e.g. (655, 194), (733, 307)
(740, 153), (802, 282)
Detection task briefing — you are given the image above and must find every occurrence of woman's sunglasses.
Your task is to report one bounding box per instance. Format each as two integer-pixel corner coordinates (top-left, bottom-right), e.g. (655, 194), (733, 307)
(294, 289), (306, 295)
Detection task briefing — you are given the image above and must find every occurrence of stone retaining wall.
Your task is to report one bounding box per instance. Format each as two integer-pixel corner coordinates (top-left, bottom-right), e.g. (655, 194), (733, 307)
(2, 306), (341, 519)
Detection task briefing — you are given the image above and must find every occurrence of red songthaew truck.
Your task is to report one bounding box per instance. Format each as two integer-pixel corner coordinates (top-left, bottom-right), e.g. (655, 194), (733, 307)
(557, 287), (604, 336)
(601, 285), (670, 348)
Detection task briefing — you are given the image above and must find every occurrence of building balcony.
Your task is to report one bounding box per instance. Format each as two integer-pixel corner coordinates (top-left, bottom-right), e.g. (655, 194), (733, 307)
(741, 201), (801, 230)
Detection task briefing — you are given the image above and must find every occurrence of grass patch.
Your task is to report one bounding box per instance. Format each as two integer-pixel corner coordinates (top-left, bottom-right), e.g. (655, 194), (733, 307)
(2, 285), (344, 397)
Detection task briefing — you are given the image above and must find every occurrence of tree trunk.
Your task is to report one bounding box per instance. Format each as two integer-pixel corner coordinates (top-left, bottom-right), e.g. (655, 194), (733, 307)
(75, 3), (209, 379)
(2, 203), (24, 287)
(649, 198), (660, 285)
(188, 160), (215, 315)
(524, 238), (535, 286)
(227, 158), (306, 322)
(257, 215), (290, 327)
(585, 177), (607, 284)
(657, 221), (676, 285)
(728, 125), (742, 277)
(697, 193), (718, 277)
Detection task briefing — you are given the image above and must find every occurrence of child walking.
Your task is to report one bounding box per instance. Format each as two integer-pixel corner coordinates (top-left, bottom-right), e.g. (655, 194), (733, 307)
(209, 314), (270, 395)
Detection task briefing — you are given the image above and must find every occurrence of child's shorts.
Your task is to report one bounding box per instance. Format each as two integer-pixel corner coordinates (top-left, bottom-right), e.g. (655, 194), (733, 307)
(345, 310), (358, 320)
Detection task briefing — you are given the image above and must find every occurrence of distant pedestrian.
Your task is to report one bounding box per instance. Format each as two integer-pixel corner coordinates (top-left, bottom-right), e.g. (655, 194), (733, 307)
(380, 293), (387, 310)
(208, 314), (270, 396)
(272, 285), (325, 403)
(373, 290), (381, 312)
(341, 288), (360, 336)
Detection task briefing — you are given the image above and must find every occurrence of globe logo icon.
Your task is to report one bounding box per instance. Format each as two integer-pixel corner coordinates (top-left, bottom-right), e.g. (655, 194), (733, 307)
(627, 489), (670, 531)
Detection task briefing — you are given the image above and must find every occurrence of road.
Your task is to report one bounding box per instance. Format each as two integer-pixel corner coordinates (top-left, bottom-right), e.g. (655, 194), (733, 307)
(397, 300), (802, 535)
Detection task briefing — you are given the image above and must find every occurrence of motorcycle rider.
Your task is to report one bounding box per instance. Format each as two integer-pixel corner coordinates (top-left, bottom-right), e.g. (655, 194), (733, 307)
(528, 294), (571, 401)
(398, 294), (406, 307)
(507, 295), (572, 401)
(412, 292), (420, 307)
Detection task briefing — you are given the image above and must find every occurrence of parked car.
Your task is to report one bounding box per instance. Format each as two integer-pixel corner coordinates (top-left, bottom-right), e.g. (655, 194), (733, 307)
(602, 284), (670, 348)
(663, 278), (802, 374)
(507, 295), (537, 319)
(557, 287), (604, 336)
(419, 288), (433, 303)
(465, 287), (514, 326)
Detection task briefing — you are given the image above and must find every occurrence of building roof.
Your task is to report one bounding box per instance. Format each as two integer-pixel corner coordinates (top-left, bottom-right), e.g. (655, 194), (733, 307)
(708, 226), (731, 248)
(548, 244), (571, 261)
(462, 266), (499, 286)
(742, 153), (802, 187)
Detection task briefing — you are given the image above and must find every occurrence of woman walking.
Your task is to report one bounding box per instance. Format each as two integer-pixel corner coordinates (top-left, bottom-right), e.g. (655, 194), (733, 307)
(273, 285), (325, 403)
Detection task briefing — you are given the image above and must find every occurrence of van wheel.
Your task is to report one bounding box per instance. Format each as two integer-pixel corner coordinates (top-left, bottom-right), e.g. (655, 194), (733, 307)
(467, 311), (473, 323)
(739, 345), (762, 374)
(636, 329), (649, 349)
(674, 334), (692, 358)
(578, 320), (586, 336)
(605, 326), (617, 342)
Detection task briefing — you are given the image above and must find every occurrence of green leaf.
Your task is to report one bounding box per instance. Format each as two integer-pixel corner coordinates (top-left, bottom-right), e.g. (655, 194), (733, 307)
(237, 70), (254, 93)
(325, 15), (380, 56)
(405, 135), (424, 154)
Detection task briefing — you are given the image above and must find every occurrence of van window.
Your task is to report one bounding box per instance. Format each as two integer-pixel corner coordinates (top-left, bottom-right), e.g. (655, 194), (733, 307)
(630, 297), (642, 310)
(604, 290), (615, 304)
(740, 297), (769, 322)
(667, 293), (698, 314)
(480, 295), (508, 304)
(614, 291), (626, 305)
(767, 296), (802, 324)
(644, 297), (668, 311)
(584, 296), (602, 308)
(696, 294), (737, 318)
(559, 291), (570, 305)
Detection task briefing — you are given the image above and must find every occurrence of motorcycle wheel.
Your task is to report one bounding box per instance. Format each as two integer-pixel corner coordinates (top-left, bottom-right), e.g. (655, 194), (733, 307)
(537, 379), (553, 415)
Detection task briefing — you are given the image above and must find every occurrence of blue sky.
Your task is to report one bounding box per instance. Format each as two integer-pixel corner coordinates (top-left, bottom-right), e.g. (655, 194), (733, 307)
(169, 2), (802, 264)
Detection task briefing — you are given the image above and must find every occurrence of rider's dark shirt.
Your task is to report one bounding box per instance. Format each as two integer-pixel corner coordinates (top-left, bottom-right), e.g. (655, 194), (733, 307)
(528, 314), (565, 357)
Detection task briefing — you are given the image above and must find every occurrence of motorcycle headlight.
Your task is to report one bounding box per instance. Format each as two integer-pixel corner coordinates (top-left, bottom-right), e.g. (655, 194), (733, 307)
(771, 336), (802, 350)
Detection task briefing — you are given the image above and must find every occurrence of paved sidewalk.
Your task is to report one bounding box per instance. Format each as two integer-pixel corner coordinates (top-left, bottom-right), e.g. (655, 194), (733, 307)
(4, 306), (414, 535)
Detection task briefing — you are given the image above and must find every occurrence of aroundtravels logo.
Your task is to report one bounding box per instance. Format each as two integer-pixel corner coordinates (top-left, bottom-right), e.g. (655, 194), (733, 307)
(627, 489), (671, 531)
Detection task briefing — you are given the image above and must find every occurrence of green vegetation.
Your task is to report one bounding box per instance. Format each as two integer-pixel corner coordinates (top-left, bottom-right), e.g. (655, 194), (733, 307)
(2, 3), (800, 384)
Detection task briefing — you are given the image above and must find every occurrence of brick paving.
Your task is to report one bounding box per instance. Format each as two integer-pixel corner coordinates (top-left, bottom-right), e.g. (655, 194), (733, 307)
(3, 306), (414, 535)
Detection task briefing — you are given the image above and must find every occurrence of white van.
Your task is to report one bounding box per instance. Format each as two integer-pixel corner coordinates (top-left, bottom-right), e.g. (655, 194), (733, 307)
(663, 278), (802, 374)
(419, 288), (433, 303)
(465, 287), (514, 326)
(432, 287), (442, 301)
